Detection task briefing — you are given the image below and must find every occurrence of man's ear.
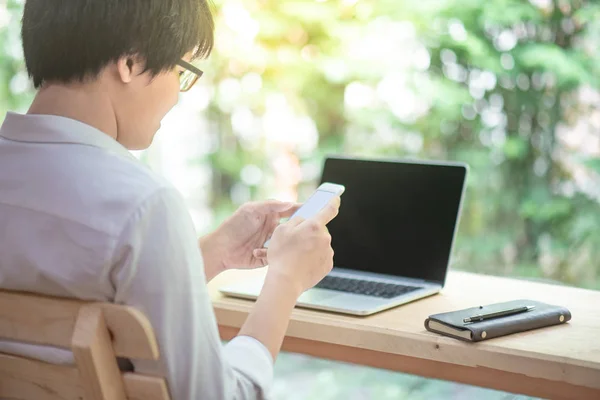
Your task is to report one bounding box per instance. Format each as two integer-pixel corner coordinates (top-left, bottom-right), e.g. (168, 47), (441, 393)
(116, 56), (144, 84)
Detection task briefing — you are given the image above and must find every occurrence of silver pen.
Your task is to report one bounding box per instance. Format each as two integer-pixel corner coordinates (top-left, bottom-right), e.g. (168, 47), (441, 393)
(463, 305), (535, 323)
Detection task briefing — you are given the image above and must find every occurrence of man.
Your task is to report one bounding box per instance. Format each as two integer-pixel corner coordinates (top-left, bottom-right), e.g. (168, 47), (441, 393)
(0, 1), (340, 399)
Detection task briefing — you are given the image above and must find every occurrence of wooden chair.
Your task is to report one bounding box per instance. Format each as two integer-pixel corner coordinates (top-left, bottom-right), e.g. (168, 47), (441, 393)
(0, 289), (171, 400)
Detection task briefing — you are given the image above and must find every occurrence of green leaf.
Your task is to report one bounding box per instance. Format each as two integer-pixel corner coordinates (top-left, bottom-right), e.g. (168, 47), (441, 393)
(573, 5), (600, 24)
(480, 0), (542, 26)
(423, 76), (471, 116)
(520, 198), (573, 222)
(584, 157), (600, 174)
(514, 44), (592, 89)
(503, 136), (528, 159)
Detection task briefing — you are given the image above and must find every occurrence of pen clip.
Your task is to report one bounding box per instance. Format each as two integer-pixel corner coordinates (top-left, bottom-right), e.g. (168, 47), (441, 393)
(463, 305), (535, 324)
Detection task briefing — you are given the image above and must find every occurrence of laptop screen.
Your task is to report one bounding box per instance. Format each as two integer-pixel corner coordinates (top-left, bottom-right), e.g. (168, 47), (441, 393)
(320, 157), (467, 285)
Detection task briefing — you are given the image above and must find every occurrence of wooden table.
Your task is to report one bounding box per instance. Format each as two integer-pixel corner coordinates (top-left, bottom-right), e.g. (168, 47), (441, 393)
(209, 268), (600, 400)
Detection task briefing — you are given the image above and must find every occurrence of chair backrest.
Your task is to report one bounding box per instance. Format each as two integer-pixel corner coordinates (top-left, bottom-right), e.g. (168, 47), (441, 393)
(0, 290), (171, 400)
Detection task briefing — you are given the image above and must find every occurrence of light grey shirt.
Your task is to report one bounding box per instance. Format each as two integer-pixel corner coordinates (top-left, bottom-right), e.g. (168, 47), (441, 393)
(0, 112), (273, 400)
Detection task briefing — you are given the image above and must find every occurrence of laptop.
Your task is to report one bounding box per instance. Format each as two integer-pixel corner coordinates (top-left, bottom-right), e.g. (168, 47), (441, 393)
(220, 156), (468, 316)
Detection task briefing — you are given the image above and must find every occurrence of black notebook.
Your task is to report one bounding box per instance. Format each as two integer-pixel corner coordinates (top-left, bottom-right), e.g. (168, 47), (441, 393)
(424, 299), (571, 342)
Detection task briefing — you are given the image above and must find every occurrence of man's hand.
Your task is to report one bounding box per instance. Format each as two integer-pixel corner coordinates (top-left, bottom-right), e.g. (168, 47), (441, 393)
(239, 196), (341, 360)
(199, 200), (300, 278)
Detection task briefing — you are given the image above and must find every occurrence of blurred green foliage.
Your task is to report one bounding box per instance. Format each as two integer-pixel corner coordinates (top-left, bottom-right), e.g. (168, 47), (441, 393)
(1, 0), (599, 290)
(0, 0), (34, 114)
(203, 0), (600, 289)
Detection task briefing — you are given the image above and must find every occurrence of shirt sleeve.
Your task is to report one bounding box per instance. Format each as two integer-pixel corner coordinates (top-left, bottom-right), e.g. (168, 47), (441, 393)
(110, 187), (274, 400)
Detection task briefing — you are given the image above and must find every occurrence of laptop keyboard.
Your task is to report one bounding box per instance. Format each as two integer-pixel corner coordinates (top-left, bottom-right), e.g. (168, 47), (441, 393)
(315, 276), (421, 299)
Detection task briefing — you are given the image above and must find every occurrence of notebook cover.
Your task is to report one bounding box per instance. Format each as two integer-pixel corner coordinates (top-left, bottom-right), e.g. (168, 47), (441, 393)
(424, 299), (571, 342)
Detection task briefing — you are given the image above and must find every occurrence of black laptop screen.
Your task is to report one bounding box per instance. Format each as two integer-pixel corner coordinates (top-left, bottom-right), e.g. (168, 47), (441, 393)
(320, 157), (467, 285)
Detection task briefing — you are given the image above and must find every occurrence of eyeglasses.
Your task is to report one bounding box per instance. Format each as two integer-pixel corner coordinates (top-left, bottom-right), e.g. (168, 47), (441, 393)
(176, 60), (204, 92)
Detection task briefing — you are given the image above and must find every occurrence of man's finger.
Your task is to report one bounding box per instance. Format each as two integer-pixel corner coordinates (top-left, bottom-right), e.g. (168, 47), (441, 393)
(253, 200), (295, 215)
(312, 196), (341, 225)
(286, 215), (305, 227)
(253, 248), (268, 259)
(278, 202), (302, 218)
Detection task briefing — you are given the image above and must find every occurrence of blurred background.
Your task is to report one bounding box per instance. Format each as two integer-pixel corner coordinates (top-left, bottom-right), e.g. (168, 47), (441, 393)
(1, 0), (599, 398)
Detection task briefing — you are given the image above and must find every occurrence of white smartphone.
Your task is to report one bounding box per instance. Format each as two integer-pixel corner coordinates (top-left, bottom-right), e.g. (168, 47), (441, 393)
(264, 182), (345, 248)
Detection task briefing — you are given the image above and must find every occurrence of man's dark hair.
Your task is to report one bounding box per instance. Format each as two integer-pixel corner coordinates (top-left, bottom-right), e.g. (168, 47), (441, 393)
(21, 0), (214, 88)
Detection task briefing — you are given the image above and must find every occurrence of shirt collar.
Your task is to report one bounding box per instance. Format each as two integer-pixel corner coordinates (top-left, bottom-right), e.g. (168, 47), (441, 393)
(0, 111), (135, 160)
